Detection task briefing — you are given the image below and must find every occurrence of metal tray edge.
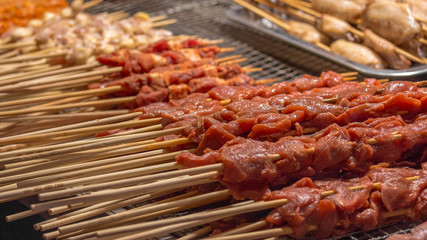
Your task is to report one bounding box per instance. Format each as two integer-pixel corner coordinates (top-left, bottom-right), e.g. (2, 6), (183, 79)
(226, 6), (427, 79)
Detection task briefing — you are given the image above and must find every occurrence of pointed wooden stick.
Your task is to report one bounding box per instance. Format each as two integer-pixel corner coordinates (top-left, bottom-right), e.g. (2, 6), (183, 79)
(339, 71), (358, 77)
(0, 49), (20, 59)
(0, 136), (188, 183)
(0, 122), (161, 163)
(0, 112), (141, 153)
(58, 189), (230, 235)
(215, 55), (243, 63)
(213, 220), (268, 237)
(0, 66), (121, 92)
(82, 0), (104, 9)
(234, 0), (291, 31)
(0, 65), (65, 87)
(38, 163), (222, 202)
(177, 226), (213, 240)
(219, 47), (236, 53)
(95, 199), (282, 239)
(0, 110), (129, 122)
(55, 189), (225, 240)
(0, 62), (100, 85)
(18, 150), (186, 189)
(149, 15), (168, 22)
(0, 51), (66, 64)
(0, 115), (160, 145)
(0, 41), (35, 50)
(0, 58), (47, 71)
(367, 133), (403, 144)
(0, 95), (134, 117)
(38, 189), (187, 231)
(0, 86), (122, 108)
(0, 137), (158, 182)
(30, 172), (217, 213)
(151, 19), (177, 28)
(255, 78), (278, 85)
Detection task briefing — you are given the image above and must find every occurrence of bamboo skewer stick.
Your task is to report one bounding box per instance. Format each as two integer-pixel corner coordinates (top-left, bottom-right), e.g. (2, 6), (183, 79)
(0, 86), (122, 108)
(0, 117), (157, 145)
(94, 200), (267, 238)
(38, 189), (190, 230)
(177, 226), (213, 240)
(0, 123), (162, 162)
(212, 220), (268, 238)
(56, 190), (231, 234)
(56, 191), (226, 240)
(37, 162), (222, 202)
(0, 112), (142, 148)
(0, 66), (121, 92)
(0, 138), (158, 181)
(234, 0), (291, 31)
(29, 172), (217, 213)
(0, 62), (101, 85)
(0, 110), (129, 122)
(0, 95), (134, 117)
(0, 134), (188, 181)
(82, 0), (104, 9)
(151, 19), (177, 28)
(18, 150), (188, 189)
(0, 51), (66, 64)
(0, 41), (35, 50)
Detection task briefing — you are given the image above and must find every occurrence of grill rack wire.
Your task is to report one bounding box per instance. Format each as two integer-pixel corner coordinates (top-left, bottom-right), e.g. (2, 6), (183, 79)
(0, 0), (422, 239)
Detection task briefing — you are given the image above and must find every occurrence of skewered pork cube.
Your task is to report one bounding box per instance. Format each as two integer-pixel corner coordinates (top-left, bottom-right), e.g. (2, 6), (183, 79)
(363, 29), (411, 69)
(288, 20), (330, 45)
(311, 0), (368, 24)
(330, 39), (385, 69)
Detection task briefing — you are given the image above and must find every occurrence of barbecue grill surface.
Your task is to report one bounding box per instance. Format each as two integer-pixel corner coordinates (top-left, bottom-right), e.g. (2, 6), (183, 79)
(0, 0), (423, 239)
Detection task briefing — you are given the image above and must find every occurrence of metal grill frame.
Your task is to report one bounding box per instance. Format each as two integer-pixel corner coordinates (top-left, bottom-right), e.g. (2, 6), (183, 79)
(60, 0), (426, 239)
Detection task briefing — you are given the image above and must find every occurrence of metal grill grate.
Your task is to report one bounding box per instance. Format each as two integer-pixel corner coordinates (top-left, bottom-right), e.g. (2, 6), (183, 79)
(83, 0), (421, 239)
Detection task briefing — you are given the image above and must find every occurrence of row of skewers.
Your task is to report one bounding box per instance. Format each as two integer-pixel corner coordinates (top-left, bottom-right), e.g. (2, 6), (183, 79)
(0, 59), (426, 239)
(0, 1), (426, 239)
(234, 0), (427, 70)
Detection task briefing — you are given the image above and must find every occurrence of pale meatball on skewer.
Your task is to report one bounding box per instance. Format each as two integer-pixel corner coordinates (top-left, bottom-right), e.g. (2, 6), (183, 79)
(362, 1), (423, 55)
(330, 39), (386, 69)
(288, 20), (330, 45)
(311, 0), (368, 24)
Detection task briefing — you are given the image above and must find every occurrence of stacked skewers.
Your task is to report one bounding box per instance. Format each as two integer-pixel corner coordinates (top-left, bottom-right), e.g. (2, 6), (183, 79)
(0, 1), (426, 240)
(0, 66), (426, 239)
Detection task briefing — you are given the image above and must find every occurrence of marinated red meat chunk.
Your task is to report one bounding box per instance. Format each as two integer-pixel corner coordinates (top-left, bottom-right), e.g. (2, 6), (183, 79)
(134, 102), (174, 119)
(135, 86), (168, 107)
(312, 124), (353, 172)
(266, 178), (332, 238)
(248, 113), (292, 141)
(281, 98), (345, 120)
(381, 81), (418, 95)
(188, 77), (225, 93)
(336, 85), (378, 104)
(104, 74), (147, 97)
(195, 124), (236, 154)
(316, 177), (373, 214)
(386, 221), (427, 240)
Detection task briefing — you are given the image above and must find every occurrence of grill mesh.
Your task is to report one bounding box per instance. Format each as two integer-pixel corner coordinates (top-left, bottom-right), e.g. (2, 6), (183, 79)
(83, 0), (420, 239)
